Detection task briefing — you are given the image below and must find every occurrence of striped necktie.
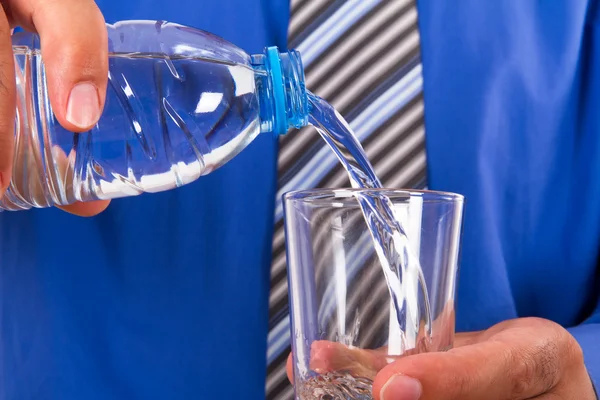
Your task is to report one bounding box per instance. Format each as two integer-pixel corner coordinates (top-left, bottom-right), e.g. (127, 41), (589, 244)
(266, 1), (427, 398)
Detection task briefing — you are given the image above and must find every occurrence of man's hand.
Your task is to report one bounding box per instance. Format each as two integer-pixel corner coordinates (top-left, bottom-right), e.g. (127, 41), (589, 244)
(288, 318), (597, 399)
(0, 0), (109, 216)
(374, 317), (596, 399)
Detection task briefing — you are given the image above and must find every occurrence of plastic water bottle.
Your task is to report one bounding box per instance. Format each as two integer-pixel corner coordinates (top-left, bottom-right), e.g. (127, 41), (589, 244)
(3, 20), (309, 211)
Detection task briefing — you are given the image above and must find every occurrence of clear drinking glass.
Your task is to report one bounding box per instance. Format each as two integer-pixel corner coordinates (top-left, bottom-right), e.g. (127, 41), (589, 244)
(283, 188), (464, 400)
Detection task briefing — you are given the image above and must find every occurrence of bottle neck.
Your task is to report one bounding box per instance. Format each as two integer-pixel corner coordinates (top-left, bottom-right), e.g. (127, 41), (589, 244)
(252, 48), (309, 135)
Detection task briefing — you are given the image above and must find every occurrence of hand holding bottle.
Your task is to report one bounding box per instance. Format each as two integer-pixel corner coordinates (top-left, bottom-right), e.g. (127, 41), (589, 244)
(1, 20), (306, 213)
(0, 0), (109, 216)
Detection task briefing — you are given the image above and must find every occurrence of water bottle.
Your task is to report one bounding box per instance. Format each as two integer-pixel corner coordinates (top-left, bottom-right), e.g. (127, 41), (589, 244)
(3, 20), (309, 211)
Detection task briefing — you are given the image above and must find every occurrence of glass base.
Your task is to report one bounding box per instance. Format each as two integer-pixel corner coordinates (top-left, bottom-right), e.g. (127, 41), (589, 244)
(298, 372), (373, 400)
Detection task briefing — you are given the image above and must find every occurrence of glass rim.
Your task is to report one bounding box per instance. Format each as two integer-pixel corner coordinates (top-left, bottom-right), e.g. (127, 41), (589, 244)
(283, 188), (464, 204)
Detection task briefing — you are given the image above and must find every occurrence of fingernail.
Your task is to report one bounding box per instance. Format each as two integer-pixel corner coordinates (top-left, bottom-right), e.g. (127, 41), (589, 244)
(66, 82), (100, 129)
(381, 374), (422, 400)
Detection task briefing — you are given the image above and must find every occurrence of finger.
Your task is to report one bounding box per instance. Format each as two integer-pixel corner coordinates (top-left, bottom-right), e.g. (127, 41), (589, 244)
(57, 200), (110, 217)
(9, 0), (108, 131)
(286, 353), (294, 384)
(286, 342), (389, 385)
(50, 146), (110, 216)
(0, 5), (16, 196)
(373, 318), (575, 400)
(309, 341), (390, 380)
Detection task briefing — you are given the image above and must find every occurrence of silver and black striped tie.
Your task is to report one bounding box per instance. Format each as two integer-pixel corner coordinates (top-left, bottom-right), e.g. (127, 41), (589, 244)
(266, 1), (426, 398)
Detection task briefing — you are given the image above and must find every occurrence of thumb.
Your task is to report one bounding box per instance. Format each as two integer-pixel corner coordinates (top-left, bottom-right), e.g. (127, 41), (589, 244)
(372, 342), (533, 400)
(14, 0), (108, 131)
(372, 319), (572, 400)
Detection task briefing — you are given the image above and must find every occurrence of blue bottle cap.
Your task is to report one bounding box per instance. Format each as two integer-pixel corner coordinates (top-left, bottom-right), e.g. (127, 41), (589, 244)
(266, 46), (288, 135)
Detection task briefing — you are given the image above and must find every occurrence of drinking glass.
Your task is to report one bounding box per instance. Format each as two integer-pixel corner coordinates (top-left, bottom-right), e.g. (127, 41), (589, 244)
(283, 188), (464, 400)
